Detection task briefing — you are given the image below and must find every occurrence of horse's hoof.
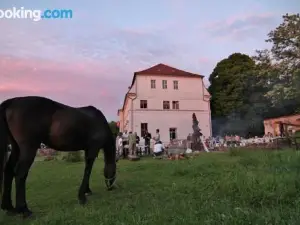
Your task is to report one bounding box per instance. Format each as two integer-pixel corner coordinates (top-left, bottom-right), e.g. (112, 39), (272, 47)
(107, 186), (116, 191)
(79, 197), (87, 205)
(1, 204), (16, 216)
(22, 210), (33, 219)
(6, 209), (17, 216)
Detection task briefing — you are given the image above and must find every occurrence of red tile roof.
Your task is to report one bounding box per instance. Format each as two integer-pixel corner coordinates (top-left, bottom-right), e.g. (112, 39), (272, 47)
(134, 63), (204, 77)
(131, 63), (203, 87)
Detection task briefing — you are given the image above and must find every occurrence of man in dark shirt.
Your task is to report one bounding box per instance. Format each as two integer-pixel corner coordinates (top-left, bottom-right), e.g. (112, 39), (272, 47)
(143, 131), (151, 155)
(136, 134), (140, 155)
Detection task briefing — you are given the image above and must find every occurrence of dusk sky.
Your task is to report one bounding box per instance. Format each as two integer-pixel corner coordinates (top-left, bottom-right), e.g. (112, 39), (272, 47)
(0, 0), (298, 120)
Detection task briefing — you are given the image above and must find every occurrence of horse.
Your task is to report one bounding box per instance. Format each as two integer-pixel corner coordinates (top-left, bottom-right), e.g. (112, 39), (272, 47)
(0, 96), (117, 218)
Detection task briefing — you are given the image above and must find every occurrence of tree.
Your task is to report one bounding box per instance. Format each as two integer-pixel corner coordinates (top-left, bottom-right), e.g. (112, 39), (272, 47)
(254, 13), (300, 113)
(209, 53), (255, 117)
(109, 121), (119, 138)
(208, 53), (259, 136)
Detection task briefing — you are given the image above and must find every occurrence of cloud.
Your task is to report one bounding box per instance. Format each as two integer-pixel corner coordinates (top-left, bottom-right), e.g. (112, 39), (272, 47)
(0, 56), (136, 119)
(204, 13), (279, 41)
(0, 9), (227, 120)
(0, 18), (184, 120)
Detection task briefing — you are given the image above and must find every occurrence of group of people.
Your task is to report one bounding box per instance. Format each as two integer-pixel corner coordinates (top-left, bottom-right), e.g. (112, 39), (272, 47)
(116, 129), (165, 159)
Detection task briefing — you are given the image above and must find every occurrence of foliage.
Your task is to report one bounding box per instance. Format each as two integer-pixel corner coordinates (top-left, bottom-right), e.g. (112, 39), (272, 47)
(209, 53), (255, 117)
(208, 53), (264, 136)
(1, 150), (300, 224)
(254, 13), (300, 112)
(209, 13), (300, 136)
(109, 121), (119, 138)
(43, 156), (56, 161)
(63, 151), (83, 162)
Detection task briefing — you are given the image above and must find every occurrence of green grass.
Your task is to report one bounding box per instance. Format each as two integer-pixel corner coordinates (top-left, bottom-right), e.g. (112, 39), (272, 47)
(1, 149), (300, 225)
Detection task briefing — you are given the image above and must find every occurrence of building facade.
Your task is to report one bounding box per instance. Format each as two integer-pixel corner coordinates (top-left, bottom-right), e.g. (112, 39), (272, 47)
(117, 63), (212, 144)
(264, 114), (300, 136)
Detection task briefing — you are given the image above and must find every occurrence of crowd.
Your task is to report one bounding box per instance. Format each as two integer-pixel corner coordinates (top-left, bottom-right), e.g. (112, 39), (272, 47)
(115, 129), (164, 159)
(203, 132), (289, 150)
(115, 129), (295, 160)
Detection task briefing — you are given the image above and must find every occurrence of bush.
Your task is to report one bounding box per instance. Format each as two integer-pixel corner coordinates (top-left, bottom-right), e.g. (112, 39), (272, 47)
(44, 156), (56, 161)
(62, 151), (84, 162)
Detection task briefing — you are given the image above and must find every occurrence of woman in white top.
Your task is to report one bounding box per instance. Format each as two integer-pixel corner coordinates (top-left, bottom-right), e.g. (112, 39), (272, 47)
(153, 141), (164, 157)
(116, 133), (123, 158)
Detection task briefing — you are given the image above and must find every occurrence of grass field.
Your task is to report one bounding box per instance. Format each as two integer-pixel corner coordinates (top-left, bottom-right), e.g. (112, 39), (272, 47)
(1, 149), (300, 225)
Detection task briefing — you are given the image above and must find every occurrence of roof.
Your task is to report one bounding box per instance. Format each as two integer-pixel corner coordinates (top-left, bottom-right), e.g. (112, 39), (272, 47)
(264, 113), (300, 121)
(135, 63), (204, 76)
(131, 63), (204, 87)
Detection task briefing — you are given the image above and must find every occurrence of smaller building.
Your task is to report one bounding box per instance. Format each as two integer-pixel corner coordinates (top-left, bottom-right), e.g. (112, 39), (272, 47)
(264, 114), (300, 136)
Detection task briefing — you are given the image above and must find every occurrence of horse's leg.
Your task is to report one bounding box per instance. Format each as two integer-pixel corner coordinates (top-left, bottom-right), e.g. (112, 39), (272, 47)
(14, 144), (37, 218)
(78, 150), (96, 205)
(1, 143), (19, 214)
(83, 151), (93, 196)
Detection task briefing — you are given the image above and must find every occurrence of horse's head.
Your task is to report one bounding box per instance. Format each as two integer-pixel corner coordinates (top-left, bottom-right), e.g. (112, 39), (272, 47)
(104, 162), (116, 190)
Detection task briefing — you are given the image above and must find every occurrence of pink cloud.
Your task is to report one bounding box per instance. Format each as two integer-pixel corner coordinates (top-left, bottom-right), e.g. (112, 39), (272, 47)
(0, 56), (138, 120)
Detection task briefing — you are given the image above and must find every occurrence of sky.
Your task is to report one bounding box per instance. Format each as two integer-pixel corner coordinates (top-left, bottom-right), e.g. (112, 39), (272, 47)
(0, 0), (299, 121)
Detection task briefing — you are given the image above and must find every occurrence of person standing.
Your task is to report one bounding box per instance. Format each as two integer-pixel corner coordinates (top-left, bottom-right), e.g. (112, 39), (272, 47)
(153, 129), (160, 142)
(128, 131), (137, 156)
(135, 132), (141, 156)
(143, 131), (151, 155)
(122, 130), (129, 158)
(116, 132), (123, 159)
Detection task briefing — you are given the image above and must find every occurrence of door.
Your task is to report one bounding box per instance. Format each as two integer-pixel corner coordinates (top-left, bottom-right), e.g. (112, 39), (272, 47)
(141, 123), (148, 137)
(169, 128), (177, 140)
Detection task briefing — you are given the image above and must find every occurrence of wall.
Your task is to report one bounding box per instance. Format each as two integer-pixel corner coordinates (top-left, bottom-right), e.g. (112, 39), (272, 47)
(133, 110), (210, 144)
(133, 75), (210, 111)
(131, 74), (211, 143)
(264, 114), (300, 135)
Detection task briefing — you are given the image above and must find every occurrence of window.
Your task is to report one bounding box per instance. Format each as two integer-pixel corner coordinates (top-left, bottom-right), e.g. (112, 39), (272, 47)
(141, 123), (148, 137)
(140, 100), (148, 109)
(162, 80), (167, 89)
(169, 128), (177, 140)
(151, 80), (156, 89)
(172, 101), (179, 110)
(163, 101), (170, 110)
(173, 80), (178, 90)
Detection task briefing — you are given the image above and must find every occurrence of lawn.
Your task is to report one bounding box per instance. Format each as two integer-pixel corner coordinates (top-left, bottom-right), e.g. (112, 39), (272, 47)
(1, 149), (300, 225)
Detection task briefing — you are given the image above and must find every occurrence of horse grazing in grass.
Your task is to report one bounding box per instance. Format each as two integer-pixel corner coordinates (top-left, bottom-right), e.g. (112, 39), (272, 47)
(0, 96), (117, 218)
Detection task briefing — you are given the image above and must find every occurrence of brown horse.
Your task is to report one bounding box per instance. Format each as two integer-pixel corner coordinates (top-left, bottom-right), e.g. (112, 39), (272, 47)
(0, 96), (117, 218)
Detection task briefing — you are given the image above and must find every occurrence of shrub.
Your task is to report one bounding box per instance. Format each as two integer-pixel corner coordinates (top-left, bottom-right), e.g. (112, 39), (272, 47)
(63, 151), (84, 162)
(44, 155), (56, 161)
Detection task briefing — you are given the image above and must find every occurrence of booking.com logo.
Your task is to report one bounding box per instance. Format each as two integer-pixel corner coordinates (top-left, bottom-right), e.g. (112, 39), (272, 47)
(0, 7), (73, 22)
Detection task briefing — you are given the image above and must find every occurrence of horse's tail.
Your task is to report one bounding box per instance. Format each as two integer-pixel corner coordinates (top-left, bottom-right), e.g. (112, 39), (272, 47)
(0, 100), (10, 197)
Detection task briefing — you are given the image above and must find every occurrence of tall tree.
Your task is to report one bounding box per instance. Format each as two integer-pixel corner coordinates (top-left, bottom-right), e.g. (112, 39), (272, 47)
(208, 53), (258, 136)
(109, 121), (119, 138)
(254, 13), (300, 113)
